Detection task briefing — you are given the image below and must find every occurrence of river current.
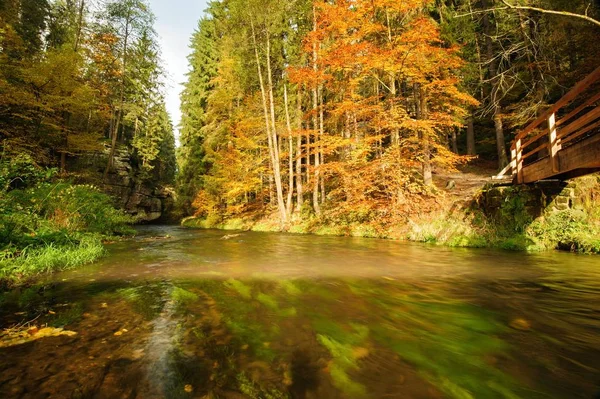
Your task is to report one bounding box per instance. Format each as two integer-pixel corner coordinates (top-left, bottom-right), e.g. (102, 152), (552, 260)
(1, 225), (599, 398)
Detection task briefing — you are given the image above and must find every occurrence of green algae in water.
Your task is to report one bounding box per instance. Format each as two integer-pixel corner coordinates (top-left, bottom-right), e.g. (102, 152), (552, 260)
(316, 324), (370, 397)
(225, 278), (252, 299)
(171, 287), (199, 307)
(237, 373), (289, 399)
(50, 302), (84, 327)
(360, 283), (531, 399)
(116, 283), (169, 320)
(257, 292), (278, 310)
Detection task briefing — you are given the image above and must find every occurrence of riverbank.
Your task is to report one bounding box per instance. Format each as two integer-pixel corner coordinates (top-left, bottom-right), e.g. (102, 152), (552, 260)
(182, 174), (600, 254)
(0, 156), (136, 288)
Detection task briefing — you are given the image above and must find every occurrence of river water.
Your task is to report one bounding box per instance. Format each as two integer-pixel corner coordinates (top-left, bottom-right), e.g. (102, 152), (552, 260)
(1, 226), (599, 399)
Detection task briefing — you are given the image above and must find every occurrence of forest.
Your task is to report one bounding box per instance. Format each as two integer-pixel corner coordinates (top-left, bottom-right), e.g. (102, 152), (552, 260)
(1, 0), (600, 285)
(0, 0), (176, 285)
(177, 0), (600, 244)
(1, 2), (600, 398)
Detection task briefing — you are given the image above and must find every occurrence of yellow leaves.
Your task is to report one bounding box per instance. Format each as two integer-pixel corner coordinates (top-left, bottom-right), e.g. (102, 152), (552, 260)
(0, 326), (77, 348)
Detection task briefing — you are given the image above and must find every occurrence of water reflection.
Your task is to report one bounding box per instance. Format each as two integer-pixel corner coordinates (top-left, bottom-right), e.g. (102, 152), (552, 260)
(0, 226), (599, 398)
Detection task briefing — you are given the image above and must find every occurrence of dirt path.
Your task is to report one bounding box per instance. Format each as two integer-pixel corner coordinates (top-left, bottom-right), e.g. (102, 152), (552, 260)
(433, 161), (510, 204)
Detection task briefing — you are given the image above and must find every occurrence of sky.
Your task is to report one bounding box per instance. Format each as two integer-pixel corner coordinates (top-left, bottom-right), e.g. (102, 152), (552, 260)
(149, 0), (210, 138)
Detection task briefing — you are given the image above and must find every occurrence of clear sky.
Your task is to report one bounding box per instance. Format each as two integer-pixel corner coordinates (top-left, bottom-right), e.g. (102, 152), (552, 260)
(149, 0), (209, 138)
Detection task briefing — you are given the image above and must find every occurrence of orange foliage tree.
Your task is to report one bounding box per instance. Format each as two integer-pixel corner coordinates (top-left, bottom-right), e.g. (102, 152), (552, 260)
(289, 0), (477, 222)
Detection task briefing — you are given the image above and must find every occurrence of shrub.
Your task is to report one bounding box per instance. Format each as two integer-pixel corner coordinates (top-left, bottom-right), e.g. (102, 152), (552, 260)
(0, 156), (135, 285)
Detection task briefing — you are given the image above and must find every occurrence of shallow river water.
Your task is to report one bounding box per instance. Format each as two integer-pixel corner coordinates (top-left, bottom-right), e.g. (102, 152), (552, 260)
(1, 226), (600, 399)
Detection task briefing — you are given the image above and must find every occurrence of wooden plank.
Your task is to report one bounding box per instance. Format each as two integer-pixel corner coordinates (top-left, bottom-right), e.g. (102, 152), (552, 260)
(557, 91), (600, 127)
(521, 129), (548, 150)
(514, 66), (600, 143)
(494, 162), (513, 179)
(521, 157), (552, 184)
(522, 142), (548, 161)
(560, 119), (600, 146)
(557, 105), (600, 140)
(521, 133), (600, 183)
(558, 132), (600, 172)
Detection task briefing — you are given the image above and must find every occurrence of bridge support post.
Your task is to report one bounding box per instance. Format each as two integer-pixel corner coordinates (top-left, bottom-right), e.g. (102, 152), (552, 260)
(548, 112), (561, 173)
(515, 138), (523, 184)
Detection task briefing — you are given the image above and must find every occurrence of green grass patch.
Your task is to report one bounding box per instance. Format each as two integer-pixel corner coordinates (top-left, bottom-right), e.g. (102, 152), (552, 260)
(0, 236), (105, 283)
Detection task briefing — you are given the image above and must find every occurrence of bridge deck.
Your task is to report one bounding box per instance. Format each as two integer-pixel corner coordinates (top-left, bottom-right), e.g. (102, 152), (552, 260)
(498, 66), (600, 184)
(519, 132), (600, 183)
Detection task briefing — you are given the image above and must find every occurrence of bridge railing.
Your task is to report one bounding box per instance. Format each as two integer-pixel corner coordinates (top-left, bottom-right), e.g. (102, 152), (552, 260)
(497, 66), (600, 184)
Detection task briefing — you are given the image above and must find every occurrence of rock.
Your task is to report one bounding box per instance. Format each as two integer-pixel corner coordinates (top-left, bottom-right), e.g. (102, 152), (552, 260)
(67, 145), (174, 222)
(221, 234), (241, 240)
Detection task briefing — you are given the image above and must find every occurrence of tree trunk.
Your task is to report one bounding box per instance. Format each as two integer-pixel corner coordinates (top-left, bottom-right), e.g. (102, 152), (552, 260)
(385, 9), (400, 146)
(295, 88), (304, 211)
(494, 110), (509, 168)
(319, 84), (325, 205)
(482, 0), (509, 170)
(467, 116), (476, 155)
(265, 32), (287, 224)
(421, 94), (432, 186)
(451, 128), (459, 154)
(284, 85), (294, 216)
(250, 19), (287, 224)
(312, 5), (321, 216)
(104, 11), (131, 182)
(74, 0), (85, 52)
(415, 83), (432, 185)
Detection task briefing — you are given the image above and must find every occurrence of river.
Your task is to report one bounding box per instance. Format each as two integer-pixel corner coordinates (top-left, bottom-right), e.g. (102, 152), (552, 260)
(1, 225), (599, 398)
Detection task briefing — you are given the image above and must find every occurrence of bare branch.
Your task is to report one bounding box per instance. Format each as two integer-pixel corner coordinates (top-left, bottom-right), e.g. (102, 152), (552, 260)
(455, 1), (600, 28)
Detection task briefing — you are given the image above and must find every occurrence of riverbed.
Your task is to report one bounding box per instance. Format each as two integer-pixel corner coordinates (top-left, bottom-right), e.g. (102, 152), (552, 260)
(1, 226), (599, 398)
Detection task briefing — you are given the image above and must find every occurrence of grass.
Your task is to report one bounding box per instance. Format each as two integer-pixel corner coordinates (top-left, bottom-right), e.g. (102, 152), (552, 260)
(0, 236), (105, 284)
(0, 156), (136, 286)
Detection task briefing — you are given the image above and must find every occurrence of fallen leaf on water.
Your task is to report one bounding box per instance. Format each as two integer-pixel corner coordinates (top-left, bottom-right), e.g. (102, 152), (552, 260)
(184, 385), (193, 393)
(509, 318), (531, 331)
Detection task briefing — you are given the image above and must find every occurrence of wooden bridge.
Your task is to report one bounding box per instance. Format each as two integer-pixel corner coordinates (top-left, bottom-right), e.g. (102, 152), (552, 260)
(497, 66), (600, 184)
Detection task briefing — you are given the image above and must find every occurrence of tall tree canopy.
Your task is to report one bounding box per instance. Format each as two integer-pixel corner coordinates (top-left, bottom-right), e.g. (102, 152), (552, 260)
(0, 0), (176, 186)
(177, 0), (599, 227)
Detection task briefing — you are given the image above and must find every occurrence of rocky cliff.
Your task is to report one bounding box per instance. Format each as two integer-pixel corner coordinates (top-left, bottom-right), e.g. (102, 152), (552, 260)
(67, 145), (174, 222)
